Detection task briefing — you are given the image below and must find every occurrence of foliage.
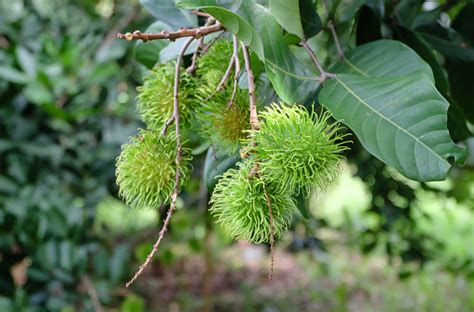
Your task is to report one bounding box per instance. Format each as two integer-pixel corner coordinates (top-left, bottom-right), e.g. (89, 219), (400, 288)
(0, 0), (145, 309)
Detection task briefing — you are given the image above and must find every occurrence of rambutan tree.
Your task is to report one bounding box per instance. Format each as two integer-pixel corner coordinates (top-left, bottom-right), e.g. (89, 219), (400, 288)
(114, 0), (472, 286)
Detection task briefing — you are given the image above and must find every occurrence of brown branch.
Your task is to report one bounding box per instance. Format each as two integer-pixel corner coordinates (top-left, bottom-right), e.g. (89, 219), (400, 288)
(125, 37), (195, 288)
(328, 21), (344, 59)
(82, 276), (104, 312)
(118, 23), (224, 42)
(263, 186), (275, 282)
(204, 36), (239, 102)
(300, 40), (335, 82)
(216, 56), (235, 91)
(242, 44), (260, 131)
(227, 35), (241, 110)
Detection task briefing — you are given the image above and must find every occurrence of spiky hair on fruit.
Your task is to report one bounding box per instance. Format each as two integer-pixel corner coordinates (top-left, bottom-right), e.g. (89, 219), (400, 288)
(246, 103), (349, 196)
(137, 62), (196, 131)
(196, 39), (234, 87)
(210, 160), (296, 243)
(196, 85), (250, 154)
(115, 129), (191, 209)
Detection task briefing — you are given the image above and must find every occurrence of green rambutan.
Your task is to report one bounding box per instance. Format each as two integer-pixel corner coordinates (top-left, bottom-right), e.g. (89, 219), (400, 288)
(210, 161), (296, 243)
(196, 85), (250, 154)
(246, 104), (349, 196)
(137, 62), (196, 131)
(115, 129), (191, 209)
(196, 39), (234, 88)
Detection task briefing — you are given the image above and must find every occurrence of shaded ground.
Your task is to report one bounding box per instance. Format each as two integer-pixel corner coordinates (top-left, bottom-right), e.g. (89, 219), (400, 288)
(130, 241), (472, 312)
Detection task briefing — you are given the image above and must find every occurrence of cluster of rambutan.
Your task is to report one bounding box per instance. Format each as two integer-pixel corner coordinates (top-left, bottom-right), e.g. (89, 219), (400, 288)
(210, 104), (349, 243)
(115, 38), (349, 244)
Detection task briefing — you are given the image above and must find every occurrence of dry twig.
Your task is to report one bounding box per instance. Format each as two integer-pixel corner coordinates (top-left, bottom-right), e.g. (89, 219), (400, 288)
(242, 44), (260, 131)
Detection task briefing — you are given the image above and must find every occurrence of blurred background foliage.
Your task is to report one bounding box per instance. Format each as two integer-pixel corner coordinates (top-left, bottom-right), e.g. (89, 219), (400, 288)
(0, 0), (473, 311)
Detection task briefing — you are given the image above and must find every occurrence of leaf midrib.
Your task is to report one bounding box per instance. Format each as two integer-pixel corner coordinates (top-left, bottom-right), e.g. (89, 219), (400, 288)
(334, 75), (448, 165)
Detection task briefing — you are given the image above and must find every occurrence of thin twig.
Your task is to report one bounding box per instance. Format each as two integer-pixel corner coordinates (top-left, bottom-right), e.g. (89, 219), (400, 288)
(125, 37), (195, 288)
(186, 17), (216, 74)
(200, 31), (225, 55)
(227, 35), (241, 110)
(328, 21), (344, 59)
(161, 115), (175, 136)
(203, 55), (235, 102)
(216, 56), (235, 91)
(118, 23), (224, 42)
(82, 276), (104, 312)
(242, 44), (260, 131)
(263, 186), (275, 282)
(192, 10), (211, 18)
(300, 40), (335, 82)
(204, 37), (238, 101)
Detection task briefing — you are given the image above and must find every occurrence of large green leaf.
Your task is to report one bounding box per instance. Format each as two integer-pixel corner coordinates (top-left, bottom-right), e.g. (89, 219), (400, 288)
(319, 72), (465, 181)
(177, 0), (319, 103)
(177, 0), (264, 59)
(140, 0), (197, 28)
(269, 0), (321, 39)
(393, 26), (449, 95)
(331, 40), (434, 80)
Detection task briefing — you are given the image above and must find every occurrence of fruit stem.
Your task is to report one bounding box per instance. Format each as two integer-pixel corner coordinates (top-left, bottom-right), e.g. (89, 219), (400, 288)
(125, 37), (195, 288)
(242, 44), (260, 131)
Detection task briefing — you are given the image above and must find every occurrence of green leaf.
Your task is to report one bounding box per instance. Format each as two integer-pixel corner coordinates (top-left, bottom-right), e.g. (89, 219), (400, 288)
(452, 2), (474, 44)
(0, 65), (28, 84)
(177, 0), (264, 59)
(177, 0), (319, 103)
(15, 46), (36, 77)
(140, 0), (197, 28)
(319, 72), (465, 182)
(394, 0), (423, 28)
(203, 147), (239, 191)
(134, 21), (172, 69)
(417, 23), (474, 62)
(393, 26), (449, 95)
(331, 40), (434, 80)
(269, 0), (322, 39)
